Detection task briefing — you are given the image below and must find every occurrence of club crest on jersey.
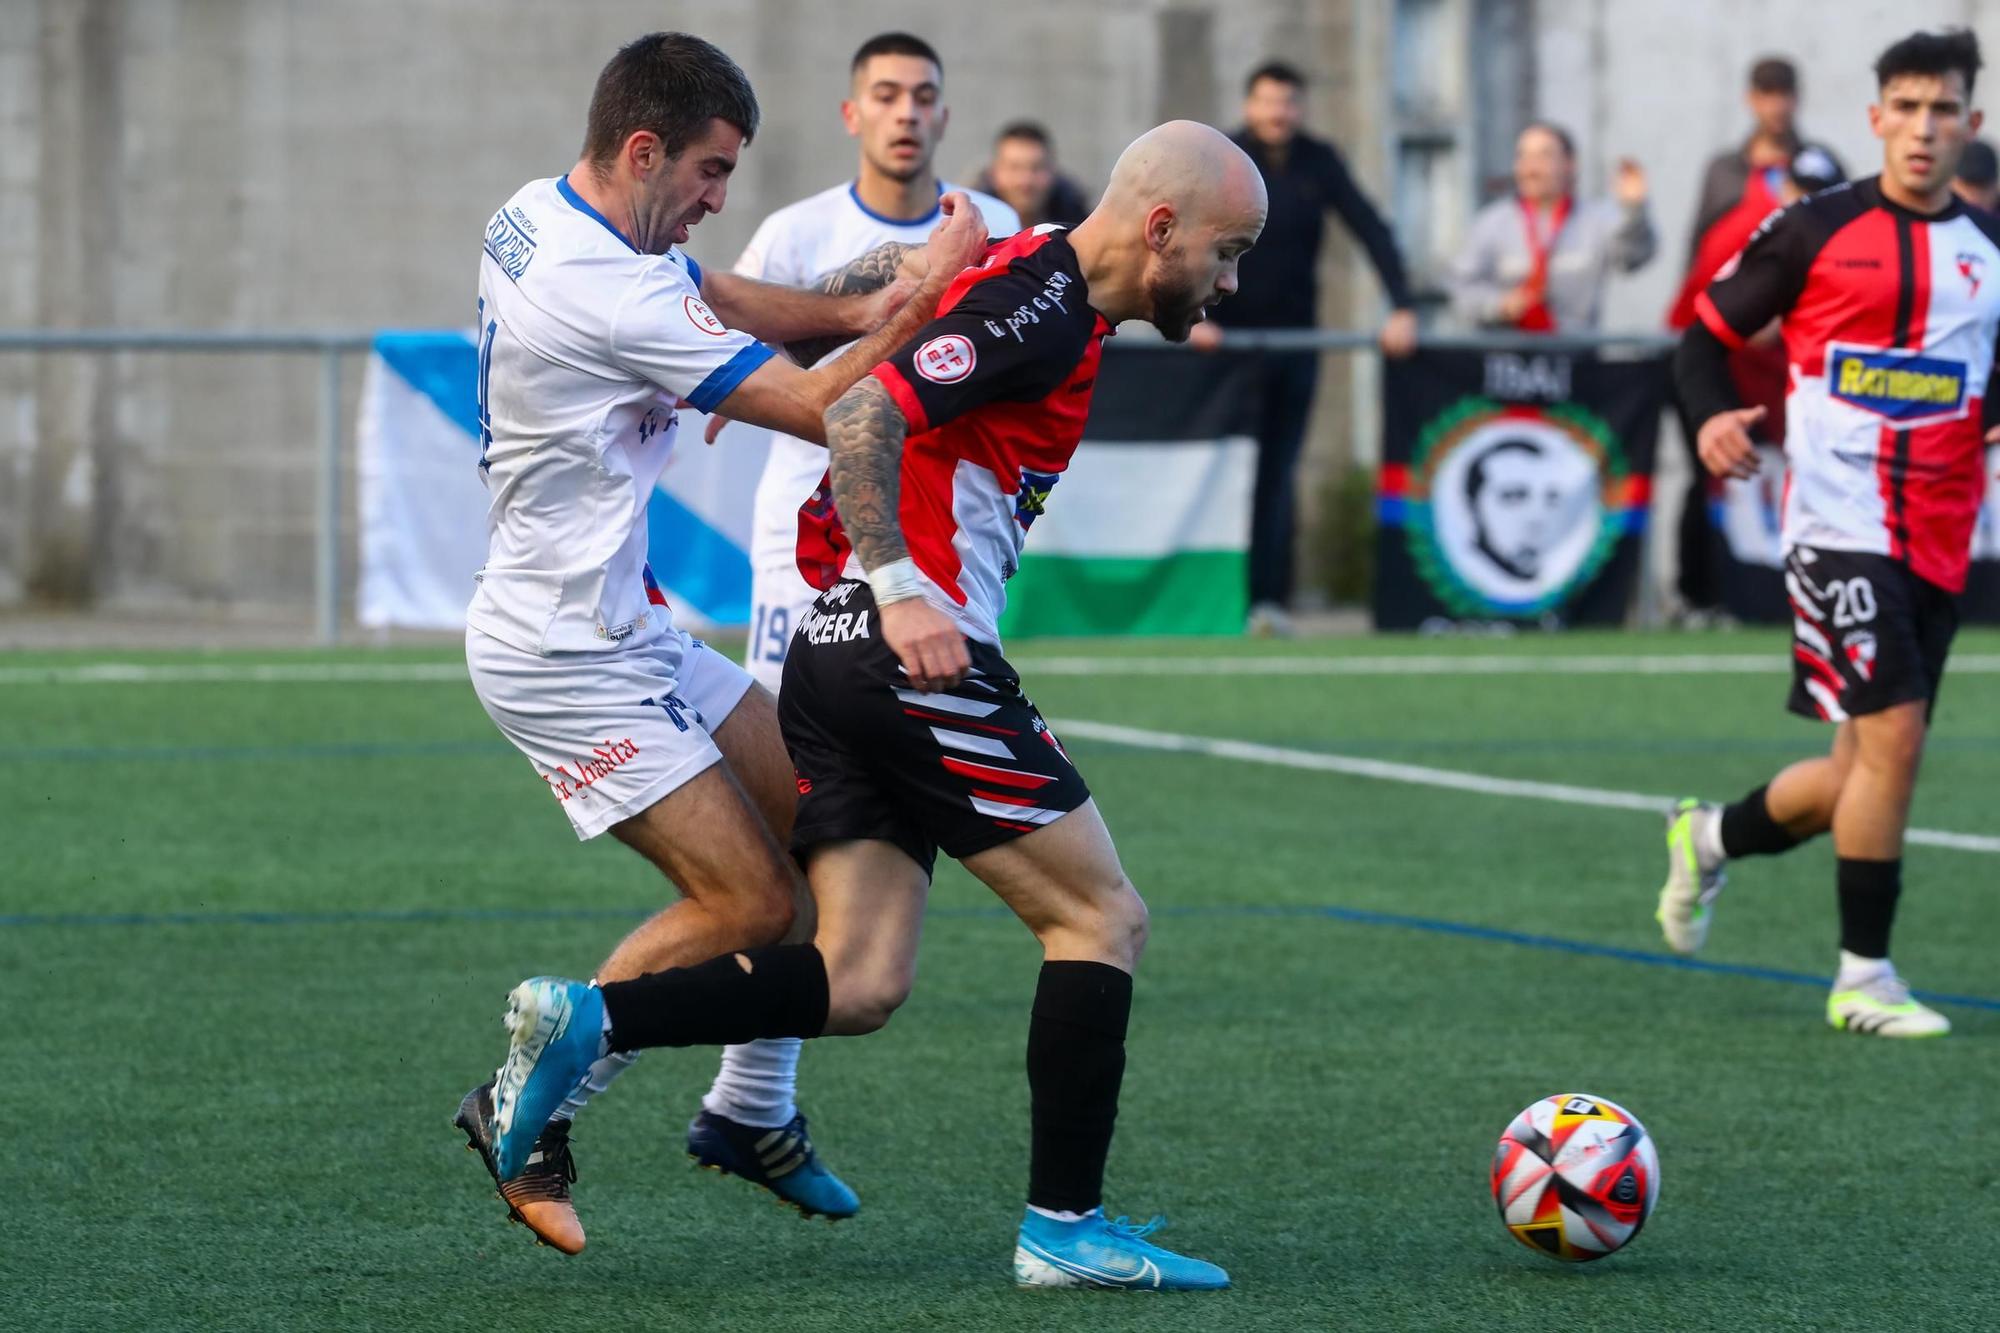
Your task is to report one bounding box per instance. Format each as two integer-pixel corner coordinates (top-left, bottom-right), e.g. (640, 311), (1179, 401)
(1825, 343), (1968, 426)
(914, 333), (976, 384)
(1958, 251), (1985, 298)
(683, 295), (727, 336)
(1014, 469), (1061, 530)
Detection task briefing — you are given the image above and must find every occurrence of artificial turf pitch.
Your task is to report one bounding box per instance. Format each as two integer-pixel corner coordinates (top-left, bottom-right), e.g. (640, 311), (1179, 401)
(5, 629), (1998, 1331)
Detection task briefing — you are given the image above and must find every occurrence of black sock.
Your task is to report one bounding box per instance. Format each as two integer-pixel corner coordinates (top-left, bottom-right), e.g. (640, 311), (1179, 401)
(1718, 784), (1805, 859)
(1026, 961), (1133, 1215)
(599, 945), (828, 1053)
(1836, 858), (1902, 960)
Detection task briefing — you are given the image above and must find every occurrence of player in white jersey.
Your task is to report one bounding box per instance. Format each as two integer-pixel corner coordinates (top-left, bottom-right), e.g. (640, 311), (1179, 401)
(688, 29), (1018, 1194)
(451, 32), (987, 1254)
(733, 33), (1018, 691)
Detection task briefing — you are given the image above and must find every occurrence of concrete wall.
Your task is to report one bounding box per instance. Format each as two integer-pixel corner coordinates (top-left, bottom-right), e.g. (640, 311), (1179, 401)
(0, 0), (1384, 620)
(1535, 0), (2000, 335)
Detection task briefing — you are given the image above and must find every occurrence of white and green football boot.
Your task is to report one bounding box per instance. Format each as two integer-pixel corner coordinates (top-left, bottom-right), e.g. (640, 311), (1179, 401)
(1657, 798), (1725, 955)
(1827, 973), (1951, 1038)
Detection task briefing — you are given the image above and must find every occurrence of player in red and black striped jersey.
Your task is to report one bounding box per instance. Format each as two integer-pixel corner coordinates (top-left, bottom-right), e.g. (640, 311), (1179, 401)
(1664, 29), (2000, 1037)
(559, 122), (1266, 1291)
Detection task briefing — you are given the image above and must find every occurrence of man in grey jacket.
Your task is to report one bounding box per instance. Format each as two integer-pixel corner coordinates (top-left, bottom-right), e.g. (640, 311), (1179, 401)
(1449, 122), (1655, 332)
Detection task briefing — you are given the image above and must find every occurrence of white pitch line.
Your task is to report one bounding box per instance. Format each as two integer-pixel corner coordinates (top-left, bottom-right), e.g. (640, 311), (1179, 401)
(1053, 718), (2000, 856)
(1018, 652), (2000, 677)
(0, 662), (469, 685)
(5, 652), (2000, 685)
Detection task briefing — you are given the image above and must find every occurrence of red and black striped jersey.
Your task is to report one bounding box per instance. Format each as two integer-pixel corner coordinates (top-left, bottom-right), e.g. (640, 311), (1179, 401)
(1697, 175), (2000, 592)
(796, 225), (1112, 644)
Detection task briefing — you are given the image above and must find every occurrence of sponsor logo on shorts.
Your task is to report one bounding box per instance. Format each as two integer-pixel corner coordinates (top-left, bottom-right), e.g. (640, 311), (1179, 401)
(799, 605), (872, 645)
(543, 737), (642, 803)
(914, 333), (976, 384)
(1826, 343), (1968, 426)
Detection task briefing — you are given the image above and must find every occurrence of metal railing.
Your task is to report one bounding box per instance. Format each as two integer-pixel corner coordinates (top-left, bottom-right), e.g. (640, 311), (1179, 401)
(0, 329), (374, 644)
(0, 325), (1681, 643)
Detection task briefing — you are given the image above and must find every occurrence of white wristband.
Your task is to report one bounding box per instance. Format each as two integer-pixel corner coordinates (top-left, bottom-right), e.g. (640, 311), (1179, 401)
(867, 557), (926, 606)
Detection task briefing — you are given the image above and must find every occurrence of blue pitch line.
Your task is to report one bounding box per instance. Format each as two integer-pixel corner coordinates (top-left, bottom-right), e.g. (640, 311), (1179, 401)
(9, 736), (2000, 766)
(2, 900), (1995, 1014)
(0, 739), (514, 763)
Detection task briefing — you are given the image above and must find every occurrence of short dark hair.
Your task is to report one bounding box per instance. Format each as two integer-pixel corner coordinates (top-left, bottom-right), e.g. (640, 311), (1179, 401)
(995, 120), (1052, 149)
(1246, 61), (1305, 94)
(1874, 28), (1983, 97)
(1748, 57), (1797, 95)
(850, 32), (943, 79)
(1520, 120), (1575, 159)
(582, 32), (759, 167)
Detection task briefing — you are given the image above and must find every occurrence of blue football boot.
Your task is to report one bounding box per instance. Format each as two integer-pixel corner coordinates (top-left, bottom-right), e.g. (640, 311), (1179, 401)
(686, 1109), (860, 1220)
(1013, 1209), (1230, 1291)
(489, 977), (604, 1182)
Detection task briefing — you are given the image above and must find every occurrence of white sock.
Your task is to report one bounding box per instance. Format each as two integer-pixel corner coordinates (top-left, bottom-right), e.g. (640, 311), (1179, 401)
(1027, 1205), (1101, 1224)
(1694, 805), (1727, 865)
(550, 1049), (637, 1123)
(1835, 950), (1893, 991)
(703, 1039), (802, 1129)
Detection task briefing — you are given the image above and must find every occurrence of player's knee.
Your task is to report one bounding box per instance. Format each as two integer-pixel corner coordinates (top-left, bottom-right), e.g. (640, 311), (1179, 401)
(728, 880), (796, 947)
(1066, 876), (1148, 965)
(1114, 881), (1150, 961)
(827, 968), (914, 1035)
(1861, 706), (1928, 774)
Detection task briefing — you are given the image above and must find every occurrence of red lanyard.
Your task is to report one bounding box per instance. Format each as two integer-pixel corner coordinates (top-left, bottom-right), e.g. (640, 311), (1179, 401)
(1516, 195), (1571, 331)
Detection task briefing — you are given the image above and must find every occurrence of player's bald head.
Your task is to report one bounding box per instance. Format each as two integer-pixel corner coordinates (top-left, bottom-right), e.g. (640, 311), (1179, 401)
(1099, 120), (1267, 234)
(1077, 120), (1267, 341)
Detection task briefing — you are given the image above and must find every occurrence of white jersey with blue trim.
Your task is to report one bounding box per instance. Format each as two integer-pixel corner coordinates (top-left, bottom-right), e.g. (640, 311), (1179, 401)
(468, 174), (773, 655)
(739, 182), (1020, 569)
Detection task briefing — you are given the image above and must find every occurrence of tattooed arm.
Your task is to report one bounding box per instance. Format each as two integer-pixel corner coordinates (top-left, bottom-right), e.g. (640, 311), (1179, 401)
(823, 377), (968, 690)
(823, 377), (912, 571)
(703, 195), (987, 445)
(783, 242), (924, 366)
(700, 241), (925, 352)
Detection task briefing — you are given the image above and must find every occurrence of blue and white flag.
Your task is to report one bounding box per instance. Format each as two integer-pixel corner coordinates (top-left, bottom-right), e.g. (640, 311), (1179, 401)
(356, 331), (766, 632)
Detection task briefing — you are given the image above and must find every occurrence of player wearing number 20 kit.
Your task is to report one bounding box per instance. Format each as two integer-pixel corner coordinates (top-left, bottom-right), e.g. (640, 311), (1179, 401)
(1661, 29), (2000, 1037)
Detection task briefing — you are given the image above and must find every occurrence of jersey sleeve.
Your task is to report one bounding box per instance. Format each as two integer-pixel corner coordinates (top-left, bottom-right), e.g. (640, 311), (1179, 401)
(1695, 204), (1812, 349)
(867, 268), (1087, 435)
(609, 262), (775, 412)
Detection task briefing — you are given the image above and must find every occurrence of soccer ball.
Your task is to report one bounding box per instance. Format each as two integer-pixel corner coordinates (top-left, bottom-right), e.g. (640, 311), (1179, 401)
(1490, 1093), (1660, 1262)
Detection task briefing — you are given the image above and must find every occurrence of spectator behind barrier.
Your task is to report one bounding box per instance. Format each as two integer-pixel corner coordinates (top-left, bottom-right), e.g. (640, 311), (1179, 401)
(1663, 144), (1845, 624)
(1448, 122), (1655, 333)
(1193, 59), (1419, 637)
(1689, 57), (1842, 263)
(973, 121), (1090, 229)
(1954, 138), (1999, 210)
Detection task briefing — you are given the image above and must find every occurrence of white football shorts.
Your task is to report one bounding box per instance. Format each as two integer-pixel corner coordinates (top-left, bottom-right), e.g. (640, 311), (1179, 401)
(467, 622), (756, 840)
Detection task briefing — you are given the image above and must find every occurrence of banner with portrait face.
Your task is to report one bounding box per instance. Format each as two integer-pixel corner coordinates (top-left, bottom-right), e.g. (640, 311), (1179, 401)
(1706, 443), (2000, 622)
(1374, 349), (1669, 629)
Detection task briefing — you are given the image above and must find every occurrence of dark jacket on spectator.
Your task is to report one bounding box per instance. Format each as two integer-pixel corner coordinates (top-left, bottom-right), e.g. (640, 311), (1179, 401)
(970, 169), (1091, 230)
(1689, 134), (1842, 261)
(1218, 127), (1413, 329)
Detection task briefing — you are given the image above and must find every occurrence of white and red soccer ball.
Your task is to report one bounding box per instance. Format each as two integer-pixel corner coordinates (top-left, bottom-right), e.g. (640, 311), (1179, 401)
(1491, 1093), (1660, 1262)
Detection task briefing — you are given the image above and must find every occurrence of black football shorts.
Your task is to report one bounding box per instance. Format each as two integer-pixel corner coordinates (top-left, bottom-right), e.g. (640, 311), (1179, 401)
(1783, 546), (1957, 723)
(777, 580), (1092, 877)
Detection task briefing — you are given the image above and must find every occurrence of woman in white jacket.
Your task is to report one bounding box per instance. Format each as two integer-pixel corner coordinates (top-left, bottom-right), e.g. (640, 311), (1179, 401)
(1451, 122), (1656, 332)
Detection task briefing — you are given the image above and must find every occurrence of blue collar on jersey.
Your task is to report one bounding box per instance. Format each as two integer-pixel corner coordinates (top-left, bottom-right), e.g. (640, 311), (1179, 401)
(847, 179), (945, 227)
(557, 173), (638, 252)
